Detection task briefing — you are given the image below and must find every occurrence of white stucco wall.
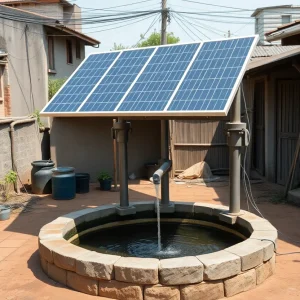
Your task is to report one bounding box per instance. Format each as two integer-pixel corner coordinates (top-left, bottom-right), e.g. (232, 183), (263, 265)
(0, 18), (48, 117)
(255, 8), (300, 44)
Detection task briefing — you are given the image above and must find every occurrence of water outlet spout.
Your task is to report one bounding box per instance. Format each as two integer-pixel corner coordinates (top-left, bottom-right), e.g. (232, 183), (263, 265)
(153, 160), (172, 185)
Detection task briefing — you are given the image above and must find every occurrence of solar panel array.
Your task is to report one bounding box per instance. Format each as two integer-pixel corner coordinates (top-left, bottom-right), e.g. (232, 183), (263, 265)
(42, 36), (257, 117)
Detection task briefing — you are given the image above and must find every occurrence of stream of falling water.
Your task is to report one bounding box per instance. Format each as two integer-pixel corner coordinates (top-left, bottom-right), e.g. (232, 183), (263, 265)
(154, 184), (162, 252)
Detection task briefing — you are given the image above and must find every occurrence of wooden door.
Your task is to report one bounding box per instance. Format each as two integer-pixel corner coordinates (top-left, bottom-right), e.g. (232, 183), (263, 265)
(277, 80), (300, 185)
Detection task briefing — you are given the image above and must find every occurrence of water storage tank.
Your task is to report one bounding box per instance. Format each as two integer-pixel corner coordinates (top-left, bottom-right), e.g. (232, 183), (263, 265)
(31, 160), (55, 194)
(52, 167), (76, 200)
(75, 173), (90, 194)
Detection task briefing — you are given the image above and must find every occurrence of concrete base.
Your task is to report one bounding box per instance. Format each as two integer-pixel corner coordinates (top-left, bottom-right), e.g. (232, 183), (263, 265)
(155, 202), (175, 214)
(288, 188), (300, 206)
(116, 206), (136, 216)
(219, 211), (245, 225)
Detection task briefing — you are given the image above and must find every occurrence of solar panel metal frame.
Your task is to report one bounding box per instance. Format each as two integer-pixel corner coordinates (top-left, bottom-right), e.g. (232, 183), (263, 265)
(41, 35), (258, 118)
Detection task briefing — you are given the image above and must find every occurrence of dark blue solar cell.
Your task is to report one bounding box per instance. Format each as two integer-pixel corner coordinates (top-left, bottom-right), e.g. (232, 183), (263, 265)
(117, 43), (201, 112)
(80, 48), (155, 112)
(168, 37), (255, 112)
(44, 52), (119, 113)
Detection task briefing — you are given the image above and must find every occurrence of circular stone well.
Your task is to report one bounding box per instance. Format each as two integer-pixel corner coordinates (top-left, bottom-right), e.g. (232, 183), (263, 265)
(39, 202), (277, 299)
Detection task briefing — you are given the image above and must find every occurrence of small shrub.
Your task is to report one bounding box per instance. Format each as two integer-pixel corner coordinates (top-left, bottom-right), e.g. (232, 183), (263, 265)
(0, 170), (17, 202)
(97, 172), (112, 181)
(48, 78), (67, 101)
(31, 110), (44, 128)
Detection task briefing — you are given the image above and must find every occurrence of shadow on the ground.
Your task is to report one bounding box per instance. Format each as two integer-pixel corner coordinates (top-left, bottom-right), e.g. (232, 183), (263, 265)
(27, 249), (70, 292)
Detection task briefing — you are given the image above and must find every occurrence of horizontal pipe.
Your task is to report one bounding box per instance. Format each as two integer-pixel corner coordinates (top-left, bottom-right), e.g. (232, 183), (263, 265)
(153, 161), (172, 185)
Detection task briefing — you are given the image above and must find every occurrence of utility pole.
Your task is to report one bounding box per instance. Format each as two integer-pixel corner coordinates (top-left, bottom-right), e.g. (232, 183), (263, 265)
(159, 0), (174, 213)
(161, 0), (167, 45)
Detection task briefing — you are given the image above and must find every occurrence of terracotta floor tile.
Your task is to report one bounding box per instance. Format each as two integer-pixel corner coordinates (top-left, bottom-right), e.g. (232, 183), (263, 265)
(0, 247), (17, 260)
(0, 231), (13, 240)
(0, 239), (27, 248)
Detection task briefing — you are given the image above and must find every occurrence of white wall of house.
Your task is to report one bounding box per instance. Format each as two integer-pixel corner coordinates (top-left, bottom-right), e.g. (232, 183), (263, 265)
(0, 18), (48, 117)
(49, 36), (85, 79)
(254, 7), (300, 44)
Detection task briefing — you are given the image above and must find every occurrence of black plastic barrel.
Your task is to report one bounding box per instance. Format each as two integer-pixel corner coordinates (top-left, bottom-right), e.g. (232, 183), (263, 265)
(75, 173), (90, 194)
(31, 160), (55, 194)
(52, 167), (76, 200)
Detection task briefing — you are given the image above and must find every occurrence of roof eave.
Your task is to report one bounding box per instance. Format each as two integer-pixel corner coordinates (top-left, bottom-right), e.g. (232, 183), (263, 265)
(251, 5), (294, 17)
(247, 48), (300, 72)
(266, 23), (300, 42)
(47, 25), (100, 46)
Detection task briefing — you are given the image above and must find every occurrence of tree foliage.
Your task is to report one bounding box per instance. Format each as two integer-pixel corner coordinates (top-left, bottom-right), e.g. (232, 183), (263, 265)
(48, 78), (66, 101)
(111, 30), (180, 50)
(137, 31), (180, 48)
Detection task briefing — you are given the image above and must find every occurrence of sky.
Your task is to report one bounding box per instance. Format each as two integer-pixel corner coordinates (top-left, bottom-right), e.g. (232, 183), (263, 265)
(70, 0), (298, 54)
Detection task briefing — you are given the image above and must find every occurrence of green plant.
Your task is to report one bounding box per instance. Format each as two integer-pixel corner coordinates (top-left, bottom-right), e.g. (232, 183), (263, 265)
(31, 110), (44, 128)
(0, 170), (17, 202)
(97, 171), (112, 181)
(48, 78), (67, 101)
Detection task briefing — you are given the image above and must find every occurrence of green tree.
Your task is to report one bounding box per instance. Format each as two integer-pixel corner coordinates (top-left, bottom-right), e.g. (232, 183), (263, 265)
(111, 43), (128, 51)
(111, 30), (180, 50)
(137, 31), (180, 48)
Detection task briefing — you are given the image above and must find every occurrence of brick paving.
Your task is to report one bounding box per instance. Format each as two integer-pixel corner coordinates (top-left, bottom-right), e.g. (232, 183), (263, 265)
(0, 181), (299, 300)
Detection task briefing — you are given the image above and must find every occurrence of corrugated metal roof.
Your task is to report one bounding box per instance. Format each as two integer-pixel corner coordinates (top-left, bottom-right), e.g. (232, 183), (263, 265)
(252, 45), (300, 58)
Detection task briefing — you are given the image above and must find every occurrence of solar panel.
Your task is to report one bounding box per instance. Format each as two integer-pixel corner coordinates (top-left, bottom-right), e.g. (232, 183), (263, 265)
(41, 36), (258, 118)
(167, 37), (254, 112)
(79, 48), (155, 112)
(117, 43), (200, 112)
(43, 52), (120, 112)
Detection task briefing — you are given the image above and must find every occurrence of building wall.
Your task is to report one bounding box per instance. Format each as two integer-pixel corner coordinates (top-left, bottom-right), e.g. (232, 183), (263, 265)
(50, 118), (161, 182)
(0, 120), (41, 184)
(0, 18), (48, 117)
(49, 36), (85, 79)
(244, 64), (300, 184)
(12, 3), (64, 19)
(255, 8), (300, 44)
(64, 4), (82, 33)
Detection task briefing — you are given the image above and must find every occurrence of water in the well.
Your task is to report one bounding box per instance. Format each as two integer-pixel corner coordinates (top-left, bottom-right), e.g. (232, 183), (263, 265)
(72, 221), (243, 259)
(155, 184), (162, 252)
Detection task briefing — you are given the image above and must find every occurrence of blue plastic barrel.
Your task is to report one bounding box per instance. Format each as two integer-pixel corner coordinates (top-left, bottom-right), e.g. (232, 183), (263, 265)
(52, 167), (76, 200)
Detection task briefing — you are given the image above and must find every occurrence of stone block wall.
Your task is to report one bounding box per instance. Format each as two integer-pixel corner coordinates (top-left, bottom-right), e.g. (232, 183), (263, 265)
(0, 119), (42, 184)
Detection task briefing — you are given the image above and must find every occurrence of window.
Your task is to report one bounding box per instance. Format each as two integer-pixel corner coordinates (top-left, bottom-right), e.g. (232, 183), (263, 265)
(66, 40), (73, 64)
(76, 40), (81, 59)
(282, 15), (291, 25)
(48, 36), (55, 70)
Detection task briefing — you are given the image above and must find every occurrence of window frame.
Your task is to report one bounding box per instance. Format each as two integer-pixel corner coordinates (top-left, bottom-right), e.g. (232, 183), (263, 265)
(48, 36), (55, 71)
(66, 39), (73, 65)
(76, 39), (81, 60)
(281, 15), (291, 25)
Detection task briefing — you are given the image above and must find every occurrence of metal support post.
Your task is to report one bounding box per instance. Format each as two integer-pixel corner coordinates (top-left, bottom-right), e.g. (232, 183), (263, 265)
(161, 120), (170, 206)
(226, 87), (250, 215)
(112, 119), (136, 216)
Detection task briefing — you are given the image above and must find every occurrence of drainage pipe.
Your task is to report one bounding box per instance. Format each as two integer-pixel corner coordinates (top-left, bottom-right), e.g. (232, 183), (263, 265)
(153, 161), (172, 185)
(9, 117), (36, 193)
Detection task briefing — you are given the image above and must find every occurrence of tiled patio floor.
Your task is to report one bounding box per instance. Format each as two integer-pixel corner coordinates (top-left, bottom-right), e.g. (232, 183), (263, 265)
(0, 180), (299, 300)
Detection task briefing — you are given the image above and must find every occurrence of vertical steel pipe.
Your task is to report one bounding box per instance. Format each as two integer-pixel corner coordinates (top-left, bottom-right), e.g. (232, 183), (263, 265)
(161, 120), (170, 206)
(229, 88), (241, 214)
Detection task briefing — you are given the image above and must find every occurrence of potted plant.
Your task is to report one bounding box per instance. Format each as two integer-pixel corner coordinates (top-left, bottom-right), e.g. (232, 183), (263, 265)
(97, 172), (112, 191)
